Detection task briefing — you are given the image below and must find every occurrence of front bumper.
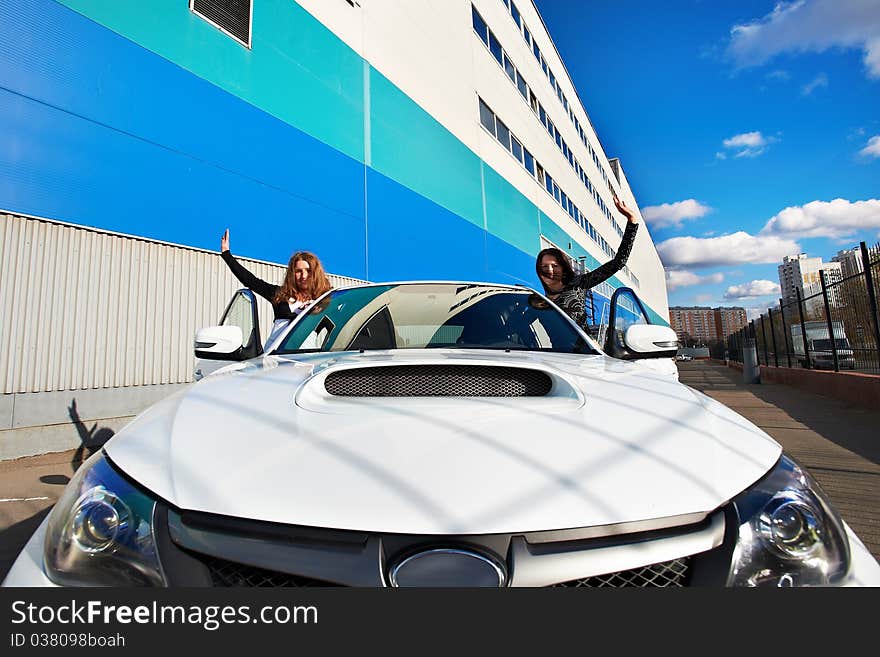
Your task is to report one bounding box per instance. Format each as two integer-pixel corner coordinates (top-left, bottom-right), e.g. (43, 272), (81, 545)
(5, 511), (880, 587)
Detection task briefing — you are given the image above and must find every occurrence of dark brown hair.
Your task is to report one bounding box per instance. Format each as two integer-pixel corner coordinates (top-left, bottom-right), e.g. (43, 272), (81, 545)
(535, 247), (576, 293)
(273, 251), (332, 304)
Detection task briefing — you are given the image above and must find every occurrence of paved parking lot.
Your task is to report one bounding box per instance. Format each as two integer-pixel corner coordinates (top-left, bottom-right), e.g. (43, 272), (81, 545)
(678, 360), (879, 560)
(2, 359), (877, 582)
(0, 448), (90, 581)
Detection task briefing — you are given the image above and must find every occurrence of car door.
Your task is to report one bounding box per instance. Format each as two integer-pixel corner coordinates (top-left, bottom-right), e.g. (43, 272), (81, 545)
(193, 288), (262, 380)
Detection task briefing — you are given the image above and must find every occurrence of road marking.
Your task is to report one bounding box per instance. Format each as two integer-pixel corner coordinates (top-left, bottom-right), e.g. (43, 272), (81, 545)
(0, 497), (50, 503)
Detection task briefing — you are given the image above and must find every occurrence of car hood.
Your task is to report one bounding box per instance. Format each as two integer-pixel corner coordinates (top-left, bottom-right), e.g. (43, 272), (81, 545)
(105, 350), (781, 535)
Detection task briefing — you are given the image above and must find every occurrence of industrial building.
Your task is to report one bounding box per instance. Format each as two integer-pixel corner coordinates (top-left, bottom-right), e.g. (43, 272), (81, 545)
(1, 0), (669, 458)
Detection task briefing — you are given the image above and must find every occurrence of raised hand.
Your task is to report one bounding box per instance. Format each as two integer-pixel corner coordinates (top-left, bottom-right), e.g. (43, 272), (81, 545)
(613, 196), (639, 224)
(221, 228), (230, 252)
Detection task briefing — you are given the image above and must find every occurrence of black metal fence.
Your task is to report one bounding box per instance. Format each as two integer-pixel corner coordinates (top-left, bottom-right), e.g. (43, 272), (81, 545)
(727, 241), (880, 375)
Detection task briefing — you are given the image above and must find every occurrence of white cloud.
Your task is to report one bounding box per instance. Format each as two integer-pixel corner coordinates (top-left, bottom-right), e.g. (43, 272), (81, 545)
(720, 131), (777, 158)
(724, 280), (782, 300)
(665, 270), (725, 291)
(859, 135), (880, 159)
(801, 72), (828, 95)
(723, 132), (765, 149)
(641, 199), (712, 229)
(726, 0), (880, 79)
(657, 231), (801, 268)
(766, 69), (791, 80)
(760, 198), (880, 238)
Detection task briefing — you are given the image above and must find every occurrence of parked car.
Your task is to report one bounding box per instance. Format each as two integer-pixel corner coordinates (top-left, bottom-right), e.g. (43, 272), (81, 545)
(4, 282), (878, 587)
(790, 321), (856, 370)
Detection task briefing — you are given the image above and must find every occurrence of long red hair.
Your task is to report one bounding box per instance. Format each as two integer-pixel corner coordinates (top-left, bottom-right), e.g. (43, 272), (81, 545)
(273, 251), (332, 304)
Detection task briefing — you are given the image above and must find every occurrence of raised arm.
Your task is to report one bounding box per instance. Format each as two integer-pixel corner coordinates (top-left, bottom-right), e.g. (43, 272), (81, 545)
(571, 196), (639, 290)
(219, 229), (279, 302)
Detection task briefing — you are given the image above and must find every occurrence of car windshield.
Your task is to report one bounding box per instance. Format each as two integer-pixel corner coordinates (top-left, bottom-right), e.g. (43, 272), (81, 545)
(274, 283), (597, 355)
(812, 338), (850, 350)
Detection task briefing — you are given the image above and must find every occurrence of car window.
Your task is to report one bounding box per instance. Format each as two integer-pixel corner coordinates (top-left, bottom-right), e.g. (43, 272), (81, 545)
(221, 289), (258, 351)
(274, 284), (596, 355)
(610, 289), (649, 352)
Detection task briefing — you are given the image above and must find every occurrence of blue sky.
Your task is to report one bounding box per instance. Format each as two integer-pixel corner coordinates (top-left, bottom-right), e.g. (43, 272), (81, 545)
(534, 0), (880, 317)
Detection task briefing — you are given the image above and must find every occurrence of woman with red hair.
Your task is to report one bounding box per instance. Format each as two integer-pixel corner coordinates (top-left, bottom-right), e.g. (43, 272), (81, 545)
(219, 228), (332, 321)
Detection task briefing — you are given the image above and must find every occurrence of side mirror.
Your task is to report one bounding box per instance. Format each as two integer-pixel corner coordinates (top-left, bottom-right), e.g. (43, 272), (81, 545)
(623, 325), (679, 359)
(194, 325), (245, 361)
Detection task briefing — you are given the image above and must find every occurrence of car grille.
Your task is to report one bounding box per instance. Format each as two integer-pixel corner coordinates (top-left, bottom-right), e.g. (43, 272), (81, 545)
(202, 556), (339, 587)
(553, 558), (690, 588)
(197, 555), (689, 587)
(324, 365), (553, 397)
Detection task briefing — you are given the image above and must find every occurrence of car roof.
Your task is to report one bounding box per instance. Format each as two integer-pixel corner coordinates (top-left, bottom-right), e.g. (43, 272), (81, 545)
(327, 280), (541, 293)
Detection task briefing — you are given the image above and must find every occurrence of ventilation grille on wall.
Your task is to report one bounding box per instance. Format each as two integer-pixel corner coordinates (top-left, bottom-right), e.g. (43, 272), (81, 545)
(191, 0), (251, 47)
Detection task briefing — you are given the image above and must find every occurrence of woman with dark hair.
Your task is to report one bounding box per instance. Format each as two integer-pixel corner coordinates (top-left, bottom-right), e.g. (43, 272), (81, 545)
(219, 228), (332, 323)
(536, 196), (639, 331)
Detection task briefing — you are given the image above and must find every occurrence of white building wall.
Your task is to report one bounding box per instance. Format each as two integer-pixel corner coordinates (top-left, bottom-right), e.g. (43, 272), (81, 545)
(295, 0), (665, 315)
(832, 247), (864, 278)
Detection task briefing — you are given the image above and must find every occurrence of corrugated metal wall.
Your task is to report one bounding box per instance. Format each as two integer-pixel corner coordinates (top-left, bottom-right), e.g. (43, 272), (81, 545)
(0, 213), (366, 394)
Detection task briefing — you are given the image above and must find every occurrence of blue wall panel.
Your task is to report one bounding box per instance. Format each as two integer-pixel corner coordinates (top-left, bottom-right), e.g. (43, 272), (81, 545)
(55, 0), (366, 162)
(364, 169), (487, 283)
(369, 69), (484, 230)
(482, 165), (540, 257)
(0, 87), (366, 277)
(0, 0), (366, 275)
(486, 233), (540, 288)
(0, 0), (363, 222)
(366, 169), (544, 289)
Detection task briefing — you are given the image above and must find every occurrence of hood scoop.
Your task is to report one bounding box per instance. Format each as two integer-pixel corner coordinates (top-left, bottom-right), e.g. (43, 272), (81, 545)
(323, 364), (553, 397)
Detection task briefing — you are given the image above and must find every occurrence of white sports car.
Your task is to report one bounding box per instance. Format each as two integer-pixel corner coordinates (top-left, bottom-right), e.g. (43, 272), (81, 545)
(4, 282), (879, 587)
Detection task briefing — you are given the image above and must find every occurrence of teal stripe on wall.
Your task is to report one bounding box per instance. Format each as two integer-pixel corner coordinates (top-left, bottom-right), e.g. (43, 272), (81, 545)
(482, 165), (539, 255)
(369, 68), (485, 230)
(58, 0), (365, 162)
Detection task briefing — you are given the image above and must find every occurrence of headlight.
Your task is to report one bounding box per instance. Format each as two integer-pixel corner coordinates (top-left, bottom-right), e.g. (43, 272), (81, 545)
(43, 451), (165, 586)
(728, 454), (850, 587)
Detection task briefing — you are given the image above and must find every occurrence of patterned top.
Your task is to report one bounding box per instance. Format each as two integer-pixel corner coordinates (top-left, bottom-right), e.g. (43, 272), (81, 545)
(548, 222), (639, 331)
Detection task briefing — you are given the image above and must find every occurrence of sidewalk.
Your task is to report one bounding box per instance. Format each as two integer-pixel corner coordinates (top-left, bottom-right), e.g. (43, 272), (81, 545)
(679, 360), (880, 561)
(0, 448), (88, 581)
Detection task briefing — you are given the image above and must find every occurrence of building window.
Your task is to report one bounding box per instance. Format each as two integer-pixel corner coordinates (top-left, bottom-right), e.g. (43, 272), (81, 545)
(495, 118), (511, 151)
(511, 136), (523, 163)
(479, 99), (495, 133)
(523, 149), (535, 175)
(190, 0), (251, 48)
(510, 1), (522, 28)
(488, 31), (503, 64)
(503, 52), (516, 83)
(516, 71), (528, 98)
(472, 6), (488, 43)
(529, 90), (539, 113)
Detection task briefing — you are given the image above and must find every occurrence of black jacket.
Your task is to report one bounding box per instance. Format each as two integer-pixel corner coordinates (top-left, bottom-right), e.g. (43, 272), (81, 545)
(550, 221), (639, 329)
(221, 250), (296, 320)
